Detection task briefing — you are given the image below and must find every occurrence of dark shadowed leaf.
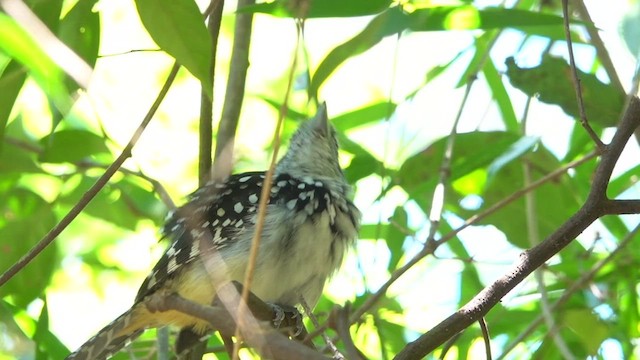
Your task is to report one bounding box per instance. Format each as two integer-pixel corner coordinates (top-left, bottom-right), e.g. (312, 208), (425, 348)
(506, 56), (626, 127)
(58, 175), (165, 230)
(0, 61), (27, 144)
(396, 131), (522, 211)
(462, 145), (583, 248)
(0, 188), (58, 307)
(39, 129), (110, 163)
(58, 0), (101, 68)
(386, 207), (409, 271)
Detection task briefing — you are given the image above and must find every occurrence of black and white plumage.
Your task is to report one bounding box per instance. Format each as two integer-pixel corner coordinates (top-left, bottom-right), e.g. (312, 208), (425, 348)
(66, 103), (361, 359)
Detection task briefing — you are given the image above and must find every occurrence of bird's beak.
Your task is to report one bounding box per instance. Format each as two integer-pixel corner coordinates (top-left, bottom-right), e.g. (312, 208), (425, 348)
(313, 102), (329, 135)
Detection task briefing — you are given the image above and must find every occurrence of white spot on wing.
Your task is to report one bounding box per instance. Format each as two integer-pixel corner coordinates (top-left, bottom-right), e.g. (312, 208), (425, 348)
(287, 199), (297, 210)
(234, 202), (244, 213)
(217, 208), (225, 217)
(249, 194), (258, 203)
(168, 257), (178, 273)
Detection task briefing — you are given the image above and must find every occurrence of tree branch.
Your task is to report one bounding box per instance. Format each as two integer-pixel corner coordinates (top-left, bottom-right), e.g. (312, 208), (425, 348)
(213, 0), (256, 172)
(394, 97), (640, 360)
(148, 290), (328, 360)
(199, 0), (224, 185)
(0, 63), (180, 287)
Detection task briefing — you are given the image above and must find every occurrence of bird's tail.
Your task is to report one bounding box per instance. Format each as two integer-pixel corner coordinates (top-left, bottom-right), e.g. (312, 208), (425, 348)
(65, 306), (146, 360)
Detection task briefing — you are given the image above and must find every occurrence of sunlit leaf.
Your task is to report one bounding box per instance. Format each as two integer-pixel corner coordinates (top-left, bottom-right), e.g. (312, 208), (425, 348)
(0, 13), (70, 111)
(483, 57), (518, 132)
(135, 0), (212, 97)
(487, 136), (539, 179)
(310, 7), (406, 99)
(239, 0), (392, 18)
(562, 309), (609, 355)
(333, 102), (396, 131)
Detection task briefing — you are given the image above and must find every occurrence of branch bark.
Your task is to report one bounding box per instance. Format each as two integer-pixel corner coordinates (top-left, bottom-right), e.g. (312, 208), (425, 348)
(151, 289), (328, 360)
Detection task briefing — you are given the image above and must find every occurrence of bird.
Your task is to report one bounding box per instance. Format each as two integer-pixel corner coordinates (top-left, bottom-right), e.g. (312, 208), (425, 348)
(66, 103), (361, 359)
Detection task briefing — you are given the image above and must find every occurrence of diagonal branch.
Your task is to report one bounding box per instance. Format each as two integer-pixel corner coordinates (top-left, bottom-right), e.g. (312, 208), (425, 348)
(0, 63), (181, 287)
(394, 96), (640, 360)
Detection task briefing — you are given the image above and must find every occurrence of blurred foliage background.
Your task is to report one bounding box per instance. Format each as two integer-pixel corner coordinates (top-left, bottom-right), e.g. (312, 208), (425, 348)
(1, 0), (640, 359)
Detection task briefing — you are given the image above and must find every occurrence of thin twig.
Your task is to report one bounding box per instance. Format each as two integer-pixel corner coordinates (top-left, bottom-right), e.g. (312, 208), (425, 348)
(571, 0), (624, 92)
(561, 0), (605, 150)
(478, 318), (492, 360)
(426, 80), (475, 247)
(232, 18), (304, 360)
(302, 299), (345, 360)
(523, 161), (575, 360)
(0, 62), (180, 287)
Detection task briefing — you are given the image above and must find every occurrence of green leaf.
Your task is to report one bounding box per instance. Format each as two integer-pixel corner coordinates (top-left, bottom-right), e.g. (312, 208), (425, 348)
(311, 6), (571, 98)
(115, 178), (167, 225)
(58, 0), (101, 68)
(239, 0), (392, 18)
(0, 13), (70, 112)
(505, 56), (626, 127)
(375, 315), (407, 358)
(58, 175), (163, 230)
(332, 102), (396, 132)
(310, 7), (407, 99)
(386, 207), (408, 271)
(620, 2), (640, 56)
(397, 131), (522, 209)
(33, 298), (70, 359)
(39, 129), (110, 163)
(441, 219), (483, 303)
(487, 136), (539, 178)
(456, 30), (497, 88)
(0, 60), (28, 147)
(562, 309), (609, 355)
(463, 146), (583, 248)
(337, 132), (384, 182)
(608, 163), (640, 198)
(0, 188), (58, 307)
(134, 0), (212, 97)
(483, 57), (518, 132)
(407, 6), (568, 32)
